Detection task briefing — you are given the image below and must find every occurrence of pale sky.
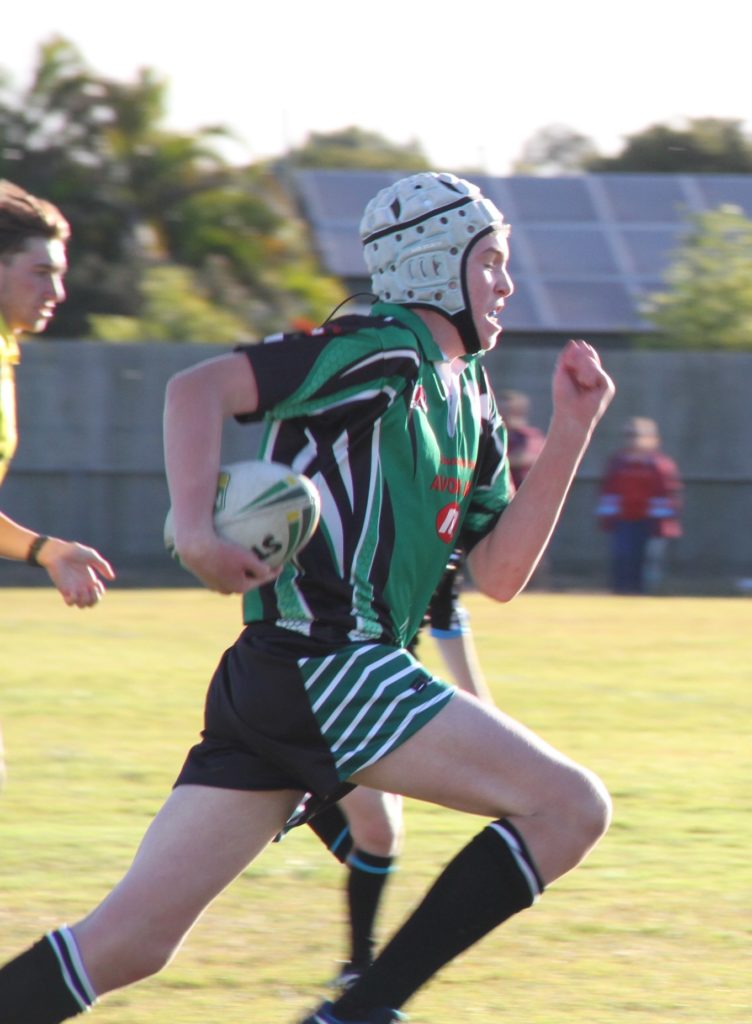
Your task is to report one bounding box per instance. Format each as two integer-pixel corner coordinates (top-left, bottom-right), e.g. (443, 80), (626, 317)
(5, 0), (750, 174)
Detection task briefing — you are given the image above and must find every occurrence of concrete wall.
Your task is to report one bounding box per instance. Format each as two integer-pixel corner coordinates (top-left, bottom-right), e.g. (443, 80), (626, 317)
(1, 341), (261, 587)
(2, 340), (751, 592)
(495, 346), (752, 592)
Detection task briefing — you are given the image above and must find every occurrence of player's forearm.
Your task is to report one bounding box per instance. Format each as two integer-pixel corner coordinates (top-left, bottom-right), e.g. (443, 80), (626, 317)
(0, 511), (42, 561)
(469, 415), (591, 601)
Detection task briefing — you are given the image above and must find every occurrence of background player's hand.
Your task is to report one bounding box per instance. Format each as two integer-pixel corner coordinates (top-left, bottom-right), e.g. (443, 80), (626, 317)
(173, 533), (280, 595)
(39, 539), (116, 608)
(551, 339), (615, 433)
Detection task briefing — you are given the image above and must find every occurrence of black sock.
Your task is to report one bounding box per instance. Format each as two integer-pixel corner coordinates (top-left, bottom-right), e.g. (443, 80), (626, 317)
(335, 820), (543, 1017)
(0, 928), (96, 1023)
(346, 849), (397, 969)
(308, 802), (354, 864)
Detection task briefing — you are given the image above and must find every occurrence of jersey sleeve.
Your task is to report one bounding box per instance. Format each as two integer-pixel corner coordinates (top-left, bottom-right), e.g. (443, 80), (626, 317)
(460, 378), (514, 552)
(235, 321), (421, 423)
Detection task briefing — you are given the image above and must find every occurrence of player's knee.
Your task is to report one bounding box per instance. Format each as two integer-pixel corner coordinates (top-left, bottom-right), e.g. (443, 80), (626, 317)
(350, 815), (402, 856)
(346, 792), (403, 855)
(85, 925), (184, 989)
(561, 765), (612, 850)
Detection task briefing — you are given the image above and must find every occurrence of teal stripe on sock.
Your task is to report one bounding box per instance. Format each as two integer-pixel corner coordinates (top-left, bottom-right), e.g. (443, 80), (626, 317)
(347, 853), (397, 874)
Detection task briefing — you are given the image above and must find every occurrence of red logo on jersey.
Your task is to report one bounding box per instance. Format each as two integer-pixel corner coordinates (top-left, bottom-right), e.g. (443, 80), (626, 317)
(431, 474), (472, 496)
(410, 384), (428, 414)
(436, 502), (461, 544)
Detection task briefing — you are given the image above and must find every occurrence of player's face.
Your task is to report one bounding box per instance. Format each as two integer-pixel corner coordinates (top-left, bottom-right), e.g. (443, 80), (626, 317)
(466, 230), (513, 352)
(0, 237), (67, 335)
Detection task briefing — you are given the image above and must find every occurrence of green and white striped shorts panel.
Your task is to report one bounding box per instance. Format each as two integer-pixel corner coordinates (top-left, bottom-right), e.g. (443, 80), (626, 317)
(299, 643), (454, 781)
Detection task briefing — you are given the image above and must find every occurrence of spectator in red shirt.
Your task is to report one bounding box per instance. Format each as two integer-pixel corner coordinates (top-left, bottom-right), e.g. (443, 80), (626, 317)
(498, 389), (546, 489)
(596, 416), (683, 594)
(499, 390), (550, 586)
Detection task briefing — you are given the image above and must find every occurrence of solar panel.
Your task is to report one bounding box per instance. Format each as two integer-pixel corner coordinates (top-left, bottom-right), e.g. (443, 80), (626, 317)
(522, 226), (618, 275)
(694, 175), (752, 216)
(595, 174), (697, 223)
(294, 170), (752, 335)
(314, 225), (368, 278)
(505, 176), (599, 222)
(295, 169), (396, 223)
(496, 279), (544, 330)
(545, 280), (642, 330)
(620, 226), (685, 277)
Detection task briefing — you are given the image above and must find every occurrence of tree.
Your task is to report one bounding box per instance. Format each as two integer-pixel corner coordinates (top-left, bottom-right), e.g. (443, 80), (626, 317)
(642, 205), (752, 350)
(512, 123), (598, 175)
(285, 126), (430, 171)
(588, 118), (752, 174)
(88, 266), (253, 343)
(0, 37), (345, 340)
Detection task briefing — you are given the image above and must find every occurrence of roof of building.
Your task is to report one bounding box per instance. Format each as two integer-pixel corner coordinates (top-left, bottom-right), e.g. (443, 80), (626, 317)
(294, 170), (752, 334)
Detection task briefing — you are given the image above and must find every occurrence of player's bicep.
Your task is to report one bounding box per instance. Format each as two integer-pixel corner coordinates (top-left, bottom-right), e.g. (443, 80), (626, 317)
(216, 352), (260, 417)
(168, 351), (260, 420)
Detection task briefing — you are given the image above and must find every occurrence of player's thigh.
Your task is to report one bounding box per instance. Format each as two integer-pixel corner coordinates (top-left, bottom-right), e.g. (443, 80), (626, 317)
(75, 785), (302, 954)
(340, 787), (403, 854)
(350, 689), (588, 820)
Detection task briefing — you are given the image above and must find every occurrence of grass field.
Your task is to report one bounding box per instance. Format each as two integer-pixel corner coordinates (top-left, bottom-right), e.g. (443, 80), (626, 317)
(0, 588), (749, 1023)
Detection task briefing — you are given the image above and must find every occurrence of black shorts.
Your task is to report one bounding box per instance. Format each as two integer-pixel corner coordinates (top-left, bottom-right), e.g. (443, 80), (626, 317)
(174, 626), (453, 803)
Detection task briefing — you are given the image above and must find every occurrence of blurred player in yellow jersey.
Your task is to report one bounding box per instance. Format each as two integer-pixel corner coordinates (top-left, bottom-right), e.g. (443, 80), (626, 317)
(0, 181), (114, 787)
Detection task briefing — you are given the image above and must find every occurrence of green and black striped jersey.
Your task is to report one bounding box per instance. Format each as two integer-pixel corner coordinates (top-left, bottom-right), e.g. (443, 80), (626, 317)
(236, 303), (512, 647)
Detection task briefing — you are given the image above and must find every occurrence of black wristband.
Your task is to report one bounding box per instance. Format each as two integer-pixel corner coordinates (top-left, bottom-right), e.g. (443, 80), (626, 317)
(26, 534), (50, 567)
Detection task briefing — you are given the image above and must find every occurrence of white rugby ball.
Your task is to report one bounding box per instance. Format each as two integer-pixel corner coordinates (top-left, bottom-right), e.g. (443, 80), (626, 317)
(164, 460), (321, 570)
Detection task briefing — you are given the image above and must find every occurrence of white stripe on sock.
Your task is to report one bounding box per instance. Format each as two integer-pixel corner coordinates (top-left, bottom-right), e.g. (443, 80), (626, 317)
(488, 822), (542, 903)
(46, 927), (97, 1010)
